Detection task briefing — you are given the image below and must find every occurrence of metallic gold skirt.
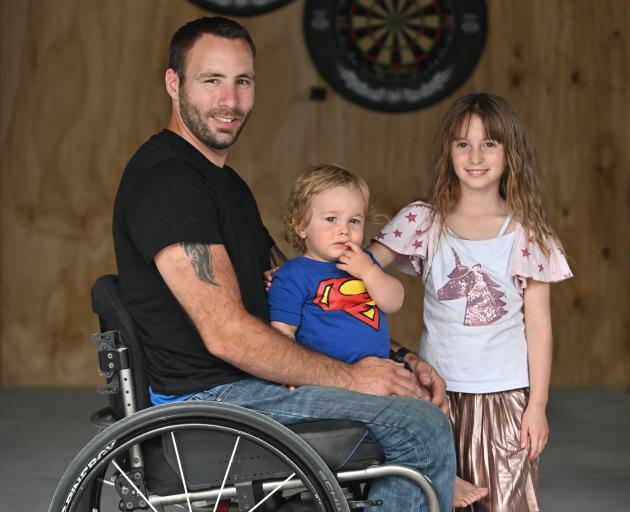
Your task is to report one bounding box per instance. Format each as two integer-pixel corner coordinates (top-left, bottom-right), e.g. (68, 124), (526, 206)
(447, 389), (541, 511)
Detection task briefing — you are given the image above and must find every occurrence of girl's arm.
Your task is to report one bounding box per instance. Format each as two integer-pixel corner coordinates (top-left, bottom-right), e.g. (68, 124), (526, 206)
(522, 279), (552, 460)
(337, 242), (404, 314)
(366, 241), (399, 268)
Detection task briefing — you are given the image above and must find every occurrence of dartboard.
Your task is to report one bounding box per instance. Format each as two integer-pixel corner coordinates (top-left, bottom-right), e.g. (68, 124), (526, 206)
(304, 0), (486, 112)
(189, 0), (293, 16)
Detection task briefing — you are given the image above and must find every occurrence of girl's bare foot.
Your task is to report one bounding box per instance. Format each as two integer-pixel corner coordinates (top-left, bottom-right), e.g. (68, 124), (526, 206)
(453, 476), (488, 507)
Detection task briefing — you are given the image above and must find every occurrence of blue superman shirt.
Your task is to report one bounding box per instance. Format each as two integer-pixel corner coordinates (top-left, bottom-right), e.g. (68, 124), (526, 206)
(267, 254), (390, 363)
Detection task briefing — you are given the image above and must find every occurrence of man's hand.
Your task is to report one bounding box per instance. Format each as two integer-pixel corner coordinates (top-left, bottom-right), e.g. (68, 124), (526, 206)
(263, 267), (278, 291)
(337, 242), (377, 280)
(405, 355), (448, 414)
(346, 357), (427, 399)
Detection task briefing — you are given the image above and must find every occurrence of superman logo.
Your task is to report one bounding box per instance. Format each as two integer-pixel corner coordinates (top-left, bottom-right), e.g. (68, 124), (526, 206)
(313, 277), (380, 330)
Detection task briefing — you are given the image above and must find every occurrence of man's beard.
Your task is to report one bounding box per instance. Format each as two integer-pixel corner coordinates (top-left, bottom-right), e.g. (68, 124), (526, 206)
(179, 92), (250, 151)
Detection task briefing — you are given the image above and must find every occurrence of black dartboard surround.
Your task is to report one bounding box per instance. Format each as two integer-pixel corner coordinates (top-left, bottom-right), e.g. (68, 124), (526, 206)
(190, 0), (293, 16)
(304, 0), (487, 112)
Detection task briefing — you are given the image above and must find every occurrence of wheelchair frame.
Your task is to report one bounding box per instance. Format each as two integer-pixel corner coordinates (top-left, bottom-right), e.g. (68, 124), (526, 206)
(47, 275), (440, 512)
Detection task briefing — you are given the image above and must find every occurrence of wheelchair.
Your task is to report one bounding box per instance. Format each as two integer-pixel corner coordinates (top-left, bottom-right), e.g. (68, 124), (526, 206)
(48, 275), (440, 512)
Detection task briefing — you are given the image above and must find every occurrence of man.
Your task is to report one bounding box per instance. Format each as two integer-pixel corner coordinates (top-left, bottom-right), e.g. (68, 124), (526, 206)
(113, 17), (455, 511)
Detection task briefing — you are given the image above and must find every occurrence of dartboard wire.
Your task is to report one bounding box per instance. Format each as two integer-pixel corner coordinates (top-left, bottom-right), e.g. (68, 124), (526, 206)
(349, 23), (388, 42)
(373, 0), (392, 16)
(356, 0), (389, 19)
(403, 16), (438, 32)
(399, 26), (429, 66)
(403, 25), (441, 50)
(400, 0), (417, 15)
(405, 1), (440, 20)
(365, 27), (391, 62)
(349, 3), (387, 20)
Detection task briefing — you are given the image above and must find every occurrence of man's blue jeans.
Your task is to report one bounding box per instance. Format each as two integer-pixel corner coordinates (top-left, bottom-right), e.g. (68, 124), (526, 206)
(190, 378), (455, 511)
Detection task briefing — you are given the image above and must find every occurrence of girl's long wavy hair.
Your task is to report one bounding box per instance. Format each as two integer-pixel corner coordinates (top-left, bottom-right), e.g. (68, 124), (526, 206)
(428, 92), (554, 252)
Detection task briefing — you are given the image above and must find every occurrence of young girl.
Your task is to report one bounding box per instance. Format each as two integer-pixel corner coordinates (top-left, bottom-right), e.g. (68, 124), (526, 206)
(369, 93), (572, 511)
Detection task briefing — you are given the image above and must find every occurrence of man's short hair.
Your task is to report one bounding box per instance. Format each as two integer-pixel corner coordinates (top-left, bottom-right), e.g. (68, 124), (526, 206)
(169, 16), (256, 83)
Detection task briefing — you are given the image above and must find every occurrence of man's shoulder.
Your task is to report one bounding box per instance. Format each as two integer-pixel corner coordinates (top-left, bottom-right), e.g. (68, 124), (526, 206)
(126, 130), (201, 173)
(119, 131), (220, 195)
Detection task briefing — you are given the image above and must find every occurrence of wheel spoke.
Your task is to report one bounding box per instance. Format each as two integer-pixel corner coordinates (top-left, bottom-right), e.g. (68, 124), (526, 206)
(171, 431), (193, 512)
(248, 472), (296, 512)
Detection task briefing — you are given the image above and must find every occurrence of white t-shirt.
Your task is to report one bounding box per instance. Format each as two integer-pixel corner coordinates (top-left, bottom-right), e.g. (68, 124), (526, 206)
(374, 201), (573, 394)
(421, 225), (529, 392)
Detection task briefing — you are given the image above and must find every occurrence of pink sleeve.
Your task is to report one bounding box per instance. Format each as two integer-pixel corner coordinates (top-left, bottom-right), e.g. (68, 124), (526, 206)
(372, 201), (438, 279)
(509, 223), (573, 292)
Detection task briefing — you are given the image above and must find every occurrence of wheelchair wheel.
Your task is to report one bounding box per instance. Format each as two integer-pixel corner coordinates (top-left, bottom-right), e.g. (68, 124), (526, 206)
(49, 402), (350, 512)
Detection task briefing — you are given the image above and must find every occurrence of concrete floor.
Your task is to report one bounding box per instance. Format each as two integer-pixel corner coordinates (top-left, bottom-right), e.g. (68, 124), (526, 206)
(1, 387), (628, 511)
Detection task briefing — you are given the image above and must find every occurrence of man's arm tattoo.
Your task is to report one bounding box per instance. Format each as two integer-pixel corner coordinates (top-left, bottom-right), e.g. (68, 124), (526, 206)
(180, 243), (219, 286)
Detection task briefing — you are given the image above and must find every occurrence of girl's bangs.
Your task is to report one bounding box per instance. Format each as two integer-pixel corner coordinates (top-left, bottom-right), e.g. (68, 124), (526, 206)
(450, 108), (507, 144)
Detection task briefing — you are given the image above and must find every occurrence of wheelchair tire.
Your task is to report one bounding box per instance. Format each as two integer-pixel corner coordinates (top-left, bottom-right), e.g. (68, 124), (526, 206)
(48, 402), (350, 512)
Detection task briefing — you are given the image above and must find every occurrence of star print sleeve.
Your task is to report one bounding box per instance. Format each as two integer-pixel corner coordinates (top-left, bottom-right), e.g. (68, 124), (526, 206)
(372, 201), (438, 279)
(509, 224), (573, 292)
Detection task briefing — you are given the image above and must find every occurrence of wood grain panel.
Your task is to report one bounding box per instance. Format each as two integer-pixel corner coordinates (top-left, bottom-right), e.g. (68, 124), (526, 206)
(1, 0), (628, 386)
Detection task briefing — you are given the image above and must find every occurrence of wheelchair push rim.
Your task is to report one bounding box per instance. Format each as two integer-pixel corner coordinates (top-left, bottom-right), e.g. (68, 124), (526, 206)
(48, 401), (350, 512)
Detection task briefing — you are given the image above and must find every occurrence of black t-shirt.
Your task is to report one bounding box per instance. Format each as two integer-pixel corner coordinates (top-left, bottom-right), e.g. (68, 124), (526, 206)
(113, 130), (273, 394)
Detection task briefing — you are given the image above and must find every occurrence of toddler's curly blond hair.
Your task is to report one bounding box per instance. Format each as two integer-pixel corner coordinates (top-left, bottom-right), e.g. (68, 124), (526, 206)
(282, 164), (372, 254)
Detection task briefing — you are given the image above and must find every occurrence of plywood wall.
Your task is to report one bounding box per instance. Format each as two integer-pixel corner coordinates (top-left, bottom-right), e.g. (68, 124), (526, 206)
(1, 0), (628, 386)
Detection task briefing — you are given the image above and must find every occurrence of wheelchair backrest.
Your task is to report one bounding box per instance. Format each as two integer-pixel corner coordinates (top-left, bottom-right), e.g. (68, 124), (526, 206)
(91, 274), (152, 416)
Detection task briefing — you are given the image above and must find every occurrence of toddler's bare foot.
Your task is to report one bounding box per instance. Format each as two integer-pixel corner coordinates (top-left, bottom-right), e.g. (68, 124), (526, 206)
(453, 476), (488, 507)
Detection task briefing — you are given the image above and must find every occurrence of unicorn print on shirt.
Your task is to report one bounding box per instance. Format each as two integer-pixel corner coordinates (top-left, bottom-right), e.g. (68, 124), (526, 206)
(437, 248), (508, 326)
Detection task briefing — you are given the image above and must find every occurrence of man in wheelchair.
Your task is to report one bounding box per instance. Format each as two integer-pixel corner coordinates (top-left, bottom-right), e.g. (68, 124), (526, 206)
(91, 16), (456, 512)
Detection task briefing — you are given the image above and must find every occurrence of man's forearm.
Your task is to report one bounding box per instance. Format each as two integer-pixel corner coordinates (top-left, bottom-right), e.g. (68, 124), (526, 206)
(204, 307), (354, 388)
